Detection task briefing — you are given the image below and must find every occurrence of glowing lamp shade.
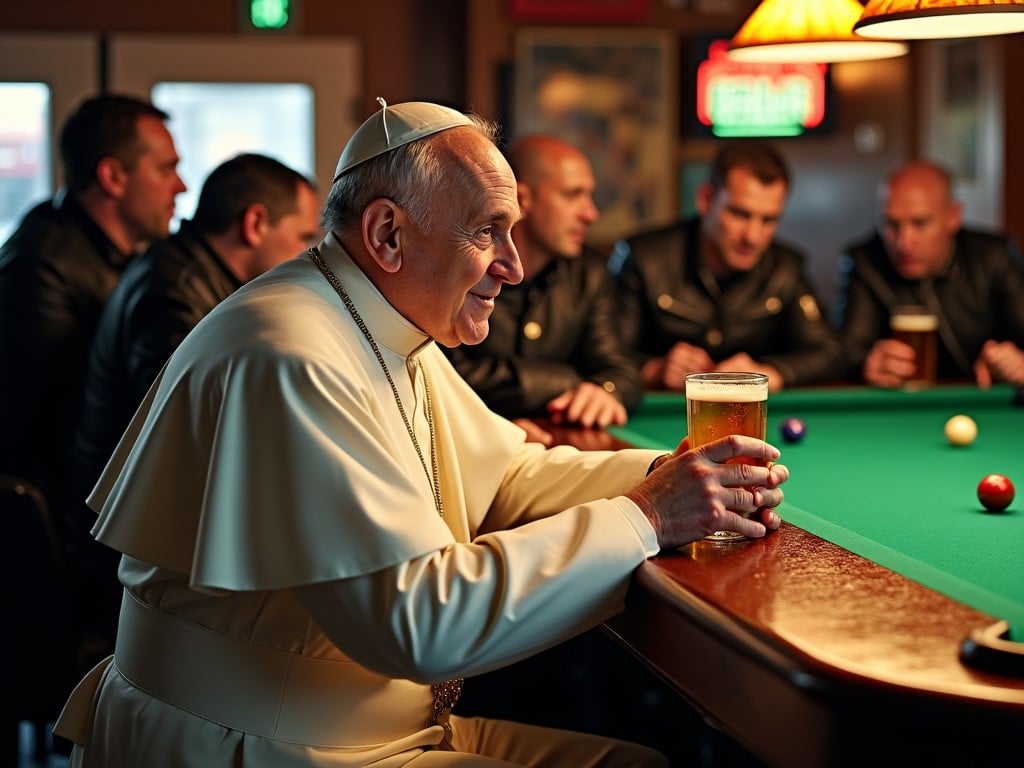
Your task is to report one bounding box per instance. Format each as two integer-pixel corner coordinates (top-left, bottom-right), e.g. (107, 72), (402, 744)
(854, 0), (1024, 39)
(729, 0), (909, 63)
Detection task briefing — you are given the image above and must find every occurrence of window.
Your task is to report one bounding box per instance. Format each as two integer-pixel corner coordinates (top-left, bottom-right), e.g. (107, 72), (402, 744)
(0, 83), (50, 244)
(151, 82), (315, 228)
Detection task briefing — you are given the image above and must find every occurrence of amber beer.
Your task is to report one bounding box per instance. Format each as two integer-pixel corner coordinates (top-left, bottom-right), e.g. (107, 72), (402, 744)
(686, 393), (767, 452)
(890, 306), (938, 390)
(685, 372), (769, 541)
(686, 374), (768, 450)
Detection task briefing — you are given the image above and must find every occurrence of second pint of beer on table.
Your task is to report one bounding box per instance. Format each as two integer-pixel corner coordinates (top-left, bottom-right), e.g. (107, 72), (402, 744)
(684, 371), (769, 542)
(890, 305), (938, 390)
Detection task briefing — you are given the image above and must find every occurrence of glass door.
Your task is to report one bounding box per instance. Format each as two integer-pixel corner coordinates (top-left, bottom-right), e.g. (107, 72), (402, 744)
(108, 34), (361, 225)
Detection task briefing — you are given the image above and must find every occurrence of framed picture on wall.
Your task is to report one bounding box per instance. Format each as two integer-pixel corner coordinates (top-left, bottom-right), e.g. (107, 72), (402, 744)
(920, 38), (1003, 227)
(513, 27), (678, 244)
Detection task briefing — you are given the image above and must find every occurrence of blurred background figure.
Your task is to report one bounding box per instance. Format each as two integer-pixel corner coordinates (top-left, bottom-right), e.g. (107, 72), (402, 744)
(0, 93), (184, 759)
(64, 152), (319, 675)
(612, 141), (845, 393)
(834, 159), (1024, 389)
(444, 134), (641, 446)
(0, 92), (185, 530)
(450, 133), (650, 738)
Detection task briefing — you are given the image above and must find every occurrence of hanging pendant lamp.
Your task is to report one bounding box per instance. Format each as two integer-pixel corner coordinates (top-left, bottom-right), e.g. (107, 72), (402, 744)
(854, 0), (1024, 39)
(729, 0), (909, 63)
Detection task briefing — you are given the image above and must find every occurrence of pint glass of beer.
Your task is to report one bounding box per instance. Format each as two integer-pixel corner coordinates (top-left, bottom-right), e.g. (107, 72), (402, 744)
(685, 371), (769, 542)
(890, 305), (938, 390)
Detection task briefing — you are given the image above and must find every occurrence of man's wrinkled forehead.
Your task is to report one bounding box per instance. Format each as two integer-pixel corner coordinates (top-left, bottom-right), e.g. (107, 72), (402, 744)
(453, 136), (521, 221)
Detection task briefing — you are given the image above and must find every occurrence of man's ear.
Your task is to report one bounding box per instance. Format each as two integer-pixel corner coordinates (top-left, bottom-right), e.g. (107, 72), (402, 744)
(516, 181), (533, 216)
(95, 156), (127, 198)
(695, 182), (714, 217)
(362, 198), (403, 274)
(240, 203), (269, 247)
(946, 199), (964, 235)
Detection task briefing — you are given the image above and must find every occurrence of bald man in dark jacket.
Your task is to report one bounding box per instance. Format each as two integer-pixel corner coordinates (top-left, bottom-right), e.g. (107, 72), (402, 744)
(834, 160), (1024, 388)
(444, 135), (641, 445)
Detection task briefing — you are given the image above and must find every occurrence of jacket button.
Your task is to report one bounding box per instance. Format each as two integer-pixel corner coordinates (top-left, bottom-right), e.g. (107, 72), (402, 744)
(798, 294), (821, 320)
(765, 297), (782, 314)
(706, 329), (722, 346)
(523, 321), (543, 340)
(657, 294), (674, 310)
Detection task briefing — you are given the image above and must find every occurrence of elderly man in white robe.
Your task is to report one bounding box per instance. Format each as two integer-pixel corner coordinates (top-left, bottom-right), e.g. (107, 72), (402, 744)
(55, 100), (788, 767)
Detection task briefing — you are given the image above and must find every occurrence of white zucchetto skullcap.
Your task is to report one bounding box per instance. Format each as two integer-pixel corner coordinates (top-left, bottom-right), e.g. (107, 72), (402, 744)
(333, 97), (473, 182)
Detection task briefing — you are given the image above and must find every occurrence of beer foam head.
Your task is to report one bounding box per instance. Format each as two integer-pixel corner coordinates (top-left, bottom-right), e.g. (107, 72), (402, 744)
(891, 312), (939, 332)
(685, 379), (768, 402)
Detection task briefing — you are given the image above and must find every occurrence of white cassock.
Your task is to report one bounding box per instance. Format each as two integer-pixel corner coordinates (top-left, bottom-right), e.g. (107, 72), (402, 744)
(55, 232), (663, 767)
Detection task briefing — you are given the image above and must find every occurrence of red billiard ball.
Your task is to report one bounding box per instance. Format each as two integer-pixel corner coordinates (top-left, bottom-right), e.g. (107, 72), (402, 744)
(780, 417), (806, 443)
(977, 474), (1015, 513)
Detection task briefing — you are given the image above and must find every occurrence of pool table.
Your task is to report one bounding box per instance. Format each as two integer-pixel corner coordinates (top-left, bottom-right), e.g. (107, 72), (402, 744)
(579, 384), (1024, 767)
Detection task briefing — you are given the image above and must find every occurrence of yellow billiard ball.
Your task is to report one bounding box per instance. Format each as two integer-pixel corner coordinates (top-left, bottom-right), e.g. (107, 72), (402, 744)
(944, 414), (977, 446)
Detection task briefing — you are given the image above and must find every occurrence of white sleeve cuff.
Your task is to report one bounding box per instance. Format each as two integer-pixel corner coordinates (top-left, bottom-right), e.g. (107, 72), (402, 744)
(609, 495), (660, 558)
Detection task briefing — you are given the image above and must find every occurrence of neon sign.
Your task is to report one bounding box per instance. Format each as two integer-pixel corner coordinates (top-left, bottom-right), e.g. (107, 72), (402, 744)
(696, 40), (827, 138)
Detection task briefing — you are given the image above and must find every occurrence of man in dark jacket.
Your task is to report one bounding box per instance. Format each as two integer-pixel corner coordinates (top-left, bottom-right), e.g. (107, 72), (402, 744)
(834, 159), (1024, 389)
(0, 91), (185, 752)
(65, 152), (319, 671)
(444, 135), (642, 445)
(0, 94), (185, 527)
(612, 141), (845, 393)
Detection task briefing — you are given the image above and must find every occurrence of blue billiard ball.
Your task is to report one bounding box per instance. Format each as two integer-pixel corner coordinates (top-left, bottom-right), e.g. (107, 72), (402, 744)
(780, 417), (806, 443)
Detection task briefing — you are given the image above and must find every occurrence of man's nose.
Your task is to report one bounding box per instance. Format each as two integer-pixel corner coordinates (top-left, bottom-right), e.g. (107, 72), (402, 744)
(894, 225), (914, 251)
(580, 197), (599, 224)
(495, 238), (524, 285)
(744, 219), (770, 244)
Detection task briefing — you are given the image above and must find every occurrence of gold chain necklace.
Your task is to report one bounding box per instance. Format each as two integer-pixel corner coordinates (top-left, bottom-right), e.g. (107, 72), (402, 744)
(307, 247), (462, 738)
(308, 247), (444, 519)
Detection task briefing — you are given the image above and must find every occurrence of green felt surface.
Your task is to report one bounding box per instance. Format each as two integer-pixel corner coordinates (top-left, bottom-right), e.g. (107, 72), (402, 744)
(610, 385), (1024, 638)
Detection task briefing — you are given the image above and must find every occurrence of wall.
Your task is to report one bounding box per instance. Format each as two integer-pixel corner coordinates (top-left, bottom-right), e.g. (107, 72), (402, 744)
(467, 0), (910, 311)
(1003, 34), (1024, 249)
(3, 1), (1020, 306)
(466, 3), (1023, 308)
(0, 0), (466, 117)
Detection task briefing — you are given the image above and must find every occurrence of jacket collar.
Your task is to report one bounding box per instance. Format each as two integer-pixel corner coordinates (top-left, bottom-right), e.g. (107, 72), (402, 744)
(176, 220), (244, 291)
(54, 189), (134, 268)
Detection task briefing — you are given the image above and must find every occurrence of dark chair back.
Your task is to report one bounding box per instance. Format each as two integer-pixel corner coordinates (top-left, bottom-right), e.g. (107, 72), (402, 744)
(2, 475), (75, 764)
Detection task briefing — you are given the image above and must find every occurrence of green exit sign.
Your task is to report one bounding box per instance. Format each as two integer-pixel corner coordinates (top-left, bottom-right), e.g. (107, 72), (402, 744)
(245, 0), (294, 31)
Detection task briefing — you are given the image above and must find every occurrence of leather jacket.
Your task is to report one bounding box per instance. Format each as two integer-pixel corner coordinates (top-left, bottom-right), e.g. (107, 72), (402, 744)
(444, 250), (643, 417)
(69, 221), (242, 552)
(0, 192), (132, 509)
(64, 221), (242, 666)
(613, 217), (846, 387)
(834, 228), (1024, 379)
